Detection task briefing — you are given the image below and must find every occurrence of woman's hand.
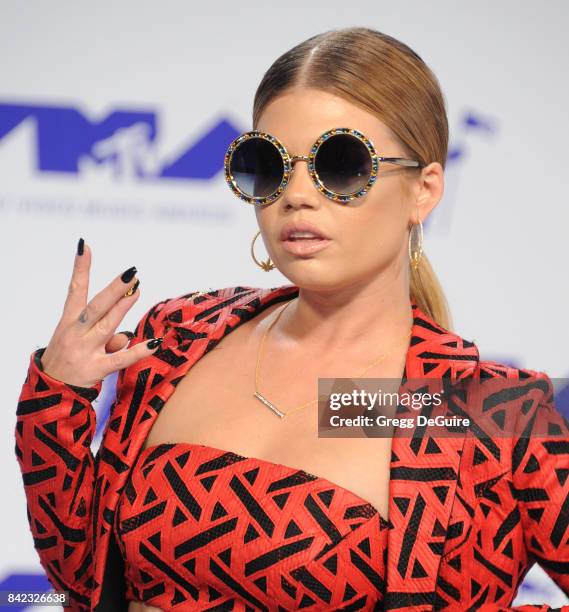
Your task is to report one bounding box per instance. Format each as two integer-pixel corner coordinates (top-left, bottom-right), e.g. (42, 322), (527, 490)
(39, 238), (163, 388)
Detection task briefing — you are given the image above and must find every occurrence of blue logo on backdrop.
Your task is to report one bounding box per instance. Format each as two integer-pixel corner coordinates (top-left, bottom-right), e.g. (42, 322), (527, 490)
(0, 101), (497, 185)
(0, 102), (240, 180)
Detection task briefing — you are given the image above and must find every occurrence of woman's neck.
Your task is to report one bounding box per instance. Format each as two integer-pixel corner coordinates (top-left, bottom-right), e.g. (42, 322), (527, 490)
(277, 279), (414, 352)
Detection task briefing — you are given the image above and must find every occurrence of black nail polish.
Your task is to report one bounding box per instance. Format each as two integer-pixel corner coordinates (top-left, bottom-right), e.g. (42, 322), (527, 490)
(118, 330), (135, 340)
(147, 337), (163, 349)
(121, 266), (137, 283)
(77, 238), (84, 256)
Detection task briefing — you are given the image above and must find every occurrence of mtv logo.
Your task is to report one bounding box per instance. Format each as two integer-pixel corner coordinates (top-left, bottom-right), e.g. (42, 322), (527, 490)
(0, 102), (240, 181)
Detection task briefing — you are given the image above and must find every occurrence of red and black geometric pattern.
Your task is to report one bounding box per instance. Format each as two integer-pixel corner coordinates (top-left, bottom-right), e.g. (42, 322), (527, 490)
(14, 284), (569, 611)
(116, 442), (390, 609)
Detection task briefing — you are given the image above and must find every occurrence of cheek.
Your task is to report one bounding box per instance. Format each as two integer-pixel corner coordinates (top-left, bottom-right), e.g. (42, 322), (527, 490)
(338, 190), (409, 256)
(254, 207), (272, 238)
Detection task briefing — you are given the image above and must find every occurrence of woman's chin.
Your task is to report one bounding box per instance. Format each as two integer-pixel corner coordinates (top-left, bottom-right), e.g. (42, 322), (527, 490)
(276, 266), (347, 293)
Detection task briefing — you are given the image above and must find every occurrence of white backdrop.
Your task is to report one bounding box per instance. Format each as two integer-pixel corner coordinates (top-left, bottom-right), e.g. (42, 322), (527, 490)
(1, 1), (568, 607)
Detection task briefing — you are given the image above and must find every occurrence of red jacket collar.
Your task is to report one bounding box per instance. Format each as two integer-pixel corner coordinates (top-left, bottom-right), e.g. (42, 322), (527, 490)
(163, 283), (479, 379)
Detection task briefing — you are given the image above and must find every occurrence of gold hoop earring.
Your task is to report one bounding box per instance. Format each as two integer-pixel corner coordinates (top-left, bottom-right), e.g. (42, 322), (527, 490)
(251, 230), (275, 271)
(408, 218), (423, 270)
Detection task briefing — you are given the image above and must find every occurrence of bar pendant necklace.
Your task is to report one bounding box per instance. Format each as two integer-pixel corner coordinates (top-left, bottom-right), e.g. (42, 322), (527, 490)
(253, 298), (412, 420)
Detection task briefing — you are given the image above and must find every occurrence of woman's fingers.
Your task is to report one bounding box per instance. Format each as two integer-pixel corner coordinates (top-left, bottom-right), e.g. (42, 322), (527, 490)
(39, 238), (163, 388)
(104, 331), (135, 354)
(62, 238), (92, 324)
(75, 266), (139, 335)
(61, 239), (141, 343)
(88, 278), (141, 344)
(100, 336), (163, 379)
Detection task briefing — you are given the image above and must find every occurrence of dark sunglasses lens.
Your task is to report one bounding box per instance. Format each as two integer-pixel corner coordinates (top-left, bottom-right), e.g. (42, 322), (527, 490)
(230, 137), (284, 198)
(315, 134), (372, 195)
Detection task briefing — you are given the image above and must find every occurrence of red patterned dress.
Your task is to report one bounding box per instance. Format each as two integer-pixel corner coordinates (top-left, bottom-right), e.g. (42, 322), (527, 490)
(115, 442), (391, 610)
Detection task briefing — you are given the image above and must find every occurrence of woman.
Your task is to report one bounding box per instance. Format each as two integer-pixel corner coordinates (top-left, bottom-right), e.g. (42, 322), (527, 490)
(14, 27), (568, 611)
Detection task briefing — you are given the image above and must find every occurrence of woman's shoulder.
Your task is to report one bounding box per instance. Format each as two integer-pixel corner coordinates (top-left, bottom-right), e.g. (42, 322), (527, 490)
(476, 358), (551, 382)
(134, 285), (292, 336)
(474, 357), (557, 421)
(152, 285), (267, 317)
(475, 357), (554, 396)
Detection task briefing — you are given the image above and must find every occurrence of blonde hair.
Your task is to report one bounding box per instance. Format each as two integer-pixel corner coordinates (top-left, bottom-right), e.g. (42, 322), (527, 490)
(252, 26), (452, 329)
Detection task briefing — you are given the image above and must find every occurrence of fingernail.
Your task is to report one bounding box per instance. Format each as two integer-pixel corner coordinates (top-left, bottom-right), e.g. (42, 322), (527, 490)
(147, 337), (163, 350)
(121, 266), (137, 283)
(118, 330), (135, 340)
(124, 278), (140, 297)
(77, 238), (84, 256)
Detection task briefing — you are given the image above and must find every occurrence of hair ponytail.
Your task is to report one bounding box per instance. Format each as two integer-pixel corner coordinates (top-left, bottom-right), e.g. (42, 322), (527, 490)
(410, 254), (452, 330)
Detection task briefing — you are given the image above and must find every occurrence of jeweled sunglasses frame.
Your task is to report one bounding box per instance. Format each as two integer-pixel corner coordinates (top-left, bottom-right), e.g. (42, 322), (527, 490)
(224, 127), (426, 206)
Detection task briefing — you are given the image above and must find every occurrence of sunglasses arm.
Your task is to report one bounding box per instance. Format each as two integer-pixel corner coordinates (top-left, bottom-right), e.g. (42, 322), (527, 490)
(379, 156), (424, 168)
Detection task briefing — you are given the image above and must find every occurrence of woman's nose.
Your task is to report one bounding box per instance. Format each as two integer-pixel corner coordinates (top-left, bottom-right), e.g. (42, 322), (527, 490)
(280, 158), (321, 209)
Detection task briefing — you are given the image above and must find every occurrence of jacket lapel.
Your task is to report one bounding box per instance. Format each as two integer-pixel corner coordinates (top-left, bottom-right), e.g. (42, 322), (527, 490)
(92, 284), (479, 610)
(385, 301), (479, 609)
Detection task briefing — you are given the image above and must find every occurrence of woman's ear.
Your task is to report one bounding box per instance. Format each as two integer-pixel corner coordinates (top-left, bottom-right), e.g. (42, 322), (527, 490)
(410, 161), (444, 223)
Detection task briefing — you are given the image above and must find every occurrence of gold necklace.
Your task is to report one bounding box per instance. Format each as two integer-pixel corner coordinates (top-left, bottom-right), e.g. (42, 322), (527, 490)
(253, 298), (413, 419)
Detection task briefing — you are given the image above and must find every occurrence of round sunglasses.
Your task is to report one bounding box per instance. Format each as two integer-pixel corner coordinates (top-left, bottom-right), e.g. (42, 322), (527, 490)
(224, 127), (425, 206)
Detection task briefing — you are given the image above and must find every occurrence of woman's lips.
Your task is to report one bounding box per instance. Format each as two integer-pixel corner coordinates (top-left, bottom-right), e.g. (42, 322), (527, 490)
(281, 237), (332, 255)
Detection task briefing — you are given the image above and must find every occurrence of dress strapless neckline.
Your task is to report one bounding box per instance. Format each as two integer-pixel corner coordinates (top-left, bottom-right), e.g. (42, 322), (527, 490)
(138, 441), (392, 529)
(116, 441), (392, 609)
